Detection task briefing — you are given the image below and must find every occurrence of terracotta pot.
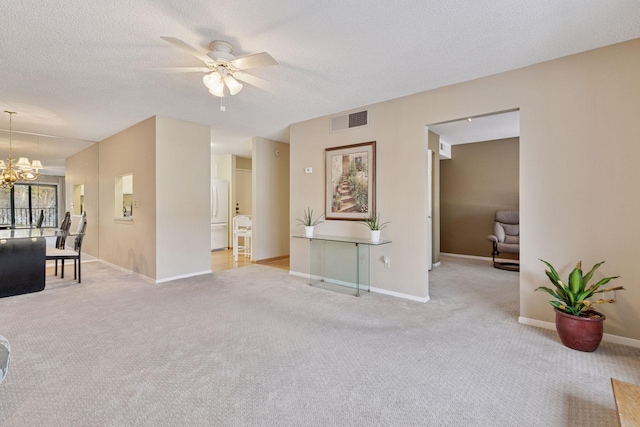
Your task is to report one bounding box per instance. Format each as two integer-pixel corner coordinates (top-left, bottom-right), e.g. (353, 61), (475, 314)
(554, 308), (605, 352)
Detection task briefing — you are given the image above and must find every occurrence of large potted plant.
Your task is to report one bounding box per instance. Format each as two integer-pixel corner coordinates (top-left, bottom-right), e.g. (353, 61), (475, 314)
(535, 259), (625, 352)
(359, 212), (390, 243)
(297, 207), (323, 237)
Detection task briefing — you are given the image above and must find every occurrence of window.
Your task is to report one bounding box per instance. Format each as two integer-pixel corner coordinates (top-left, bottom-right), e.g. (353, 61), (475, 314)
(0, 184), (58, 227)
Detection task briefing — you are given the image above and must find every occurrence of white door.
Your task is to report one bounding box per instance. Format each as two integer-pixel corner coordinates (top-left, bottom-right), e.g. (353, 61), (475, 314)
(236, 169), (252, 216)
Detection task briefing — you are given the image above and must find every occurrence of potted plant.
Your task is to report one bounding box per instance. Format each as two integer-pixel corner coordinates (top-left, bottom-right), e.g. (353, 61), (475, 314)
(297, 207), (323, 237)
(359, 212), (390, 243)
(535, 259), (625, 352)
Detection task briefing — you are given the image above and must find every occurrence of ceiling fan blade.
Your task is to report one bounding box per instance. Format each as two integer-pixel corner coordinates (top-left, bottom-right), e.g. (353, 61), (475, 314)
(231, 52), (278, 70)
(233, 71), (273, 92)
(160, 37), (213, 64)
(149, 67), (211, 73)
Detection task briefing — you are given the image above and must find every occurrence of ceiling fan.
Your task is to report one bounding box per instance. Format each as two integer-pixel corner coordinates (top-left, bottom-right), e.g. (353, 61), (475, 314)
(157, 36), (278, 99)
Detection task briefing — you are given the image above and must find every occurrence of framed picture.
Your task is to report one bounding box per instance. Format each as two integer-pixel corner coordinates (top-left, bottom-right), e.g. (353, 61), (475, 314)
(325, 141), (375, 220)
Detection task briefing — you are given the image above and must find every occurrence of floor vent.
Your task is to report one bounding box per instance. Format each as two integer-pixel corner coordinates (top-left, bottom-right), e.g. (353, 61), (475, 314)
(331, 110), (368, 132)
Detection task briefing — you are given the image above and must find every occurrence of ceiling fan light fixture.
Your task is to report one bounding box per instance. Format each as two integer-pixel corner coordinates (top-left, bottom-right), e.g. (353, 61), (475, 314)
(224, 75), (243, 95)
(160, 37), (277, 107)
(202, 72), (222, 90)
(209, 84), (225, 98)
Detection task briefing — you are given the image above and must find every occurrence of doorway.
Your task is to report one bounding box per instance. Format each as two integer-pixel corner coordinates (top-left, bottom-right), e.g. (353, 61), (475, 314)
(236, 169), (252, 216)
(426, 109), (520, 266)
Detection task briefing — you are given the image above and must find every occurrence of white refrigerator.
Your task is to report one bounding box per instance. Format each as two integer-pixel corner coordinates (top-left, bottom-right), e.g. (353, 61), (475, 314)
(211, 179), (229, 251)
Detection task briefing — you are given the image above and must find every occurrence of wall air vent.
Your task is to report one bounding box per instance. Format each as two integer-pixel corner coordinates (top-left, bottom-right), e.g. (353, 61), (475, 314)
(331, 110), (369, 132)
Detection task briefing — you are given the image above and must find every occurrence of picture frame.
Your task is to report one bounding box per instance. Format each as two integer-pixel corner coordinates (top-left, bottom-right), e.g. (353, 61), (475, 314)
(325, 141), (375, 220)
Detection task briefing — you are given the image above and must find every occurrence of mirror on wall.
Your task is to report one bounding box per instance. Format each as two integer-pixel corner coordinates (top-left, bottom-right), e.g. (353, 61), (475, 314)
(115, 173), (133, 219)
(73, 184), (84, 215)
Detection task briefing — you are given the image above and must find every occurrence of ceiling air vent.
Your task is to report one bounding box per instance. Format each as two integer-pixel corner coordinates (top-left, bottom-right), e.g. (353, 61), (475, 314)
(331, 110), (368, 132)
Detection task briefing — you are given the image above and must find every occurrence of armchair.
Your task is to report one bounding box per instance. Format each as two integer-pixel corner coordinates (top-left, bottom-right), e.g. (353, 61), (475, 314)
(487, 210), (519, 271)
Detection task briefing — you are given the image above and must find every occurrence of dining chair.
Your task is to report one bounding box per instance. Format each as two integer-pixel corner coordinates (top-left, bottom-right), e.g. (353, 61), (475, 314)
(50, 211), (71, 276)
(46, 211), (87, 283)
(35, 210), (44, 228)
(233, 215), (252, 262)
(0, 335), (10, 384)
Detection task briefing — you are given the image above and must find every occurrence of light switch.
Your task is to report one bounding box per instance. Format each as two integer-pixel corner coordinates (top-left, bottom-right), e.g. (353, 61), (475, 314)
(304, 167), (312, 174)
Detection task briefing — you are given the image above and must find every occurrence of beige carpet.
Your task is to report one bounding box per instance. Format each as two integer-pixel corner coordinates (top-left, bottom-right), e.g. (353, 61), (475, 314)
(0, 256), (638, 426)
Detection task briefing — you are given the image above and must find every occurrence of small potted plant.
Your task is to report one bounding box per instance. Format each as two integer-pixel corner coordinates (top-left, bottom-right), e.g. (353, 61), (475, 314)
(359, 212), (390, 242)
(535, 259), (625, 352)
(297, 207), (323, 237)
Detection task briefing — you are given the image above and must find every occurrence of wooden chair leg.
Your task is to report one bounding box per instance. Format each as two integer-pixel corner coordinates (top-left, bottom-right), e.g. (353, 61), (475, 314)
(54, 259), (58, 276)
(61, 260), (64, 278)
(78, 258), (81, 283)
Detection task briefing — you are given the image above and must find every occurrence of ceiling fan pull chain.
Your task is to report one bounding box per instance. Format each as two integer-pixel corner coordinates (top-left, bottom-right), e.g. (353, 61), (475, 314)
(220, 97), (226, 112)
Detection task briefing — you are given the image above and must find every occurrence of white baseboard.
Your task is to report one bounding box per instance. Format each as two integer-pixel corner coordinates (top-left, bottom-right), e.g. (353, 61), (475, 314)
(97, 260), (212, 284)
(289, 271), (359, 289)
(518, 317), (640, 349)
(155, 270), (212, 284)
(289, 270), (429, 302)
(370, 286), (430, 303)
(289, 270), (310, 280)
(440, 252), (519, 264)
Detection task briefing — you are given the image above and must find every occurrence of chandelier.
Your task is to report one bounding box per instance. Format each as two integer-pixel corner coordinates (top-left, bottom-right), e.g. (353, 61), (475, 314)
(0, 111), (43, 189)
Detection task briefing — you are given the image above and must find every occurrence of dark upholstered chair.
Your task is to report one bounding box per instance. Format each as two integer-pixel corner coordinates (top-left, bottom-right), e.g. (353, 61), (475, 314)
(46, 211), (86, 283)
(487, 210), (519, 271)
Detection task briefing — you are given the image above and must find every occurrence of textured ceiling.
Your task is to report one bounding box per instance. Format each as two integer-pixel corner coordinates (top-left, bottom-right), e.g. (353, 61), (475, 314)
(1, 0), (639, 167)
(429, 110), (520, 145)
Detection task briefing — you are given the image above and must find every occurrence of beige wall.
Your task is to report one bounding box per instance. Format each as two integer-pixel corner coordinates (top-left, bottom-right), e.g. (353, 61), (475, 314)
(290, 38), (640, 341)
(291, 107), (430, 299)
(68, 116), (211, 281)
(64, 144), (99, 257)
(440, 137), (519, 257)
(212, 154), (232, 180)
(155, 116), (211, 281)
(236, 157), (252, 170)
(98, 117), (157, 278)
(252, 137), (290, 261)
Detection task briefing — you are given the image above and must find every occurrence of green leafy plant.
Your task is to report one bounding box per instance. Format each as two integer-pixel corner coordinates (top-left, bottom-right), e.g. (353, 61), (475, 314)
(359, 212), (390, 231)
(297, 207), (324, 227)
(535, 259), (625, 316)
(332, 192), (342, 211)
